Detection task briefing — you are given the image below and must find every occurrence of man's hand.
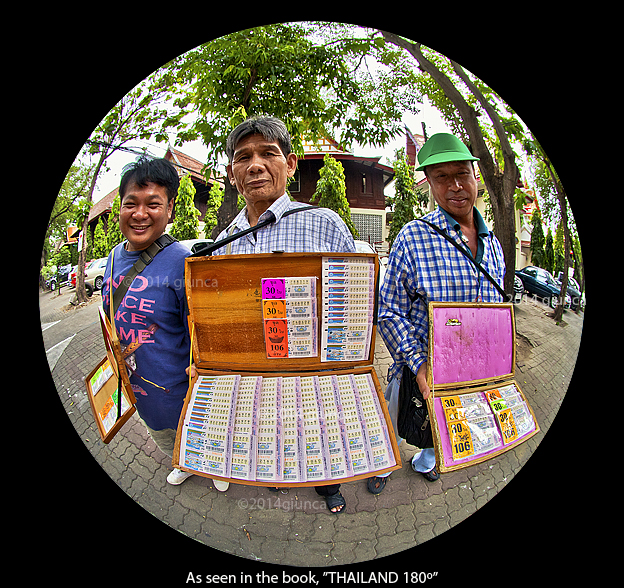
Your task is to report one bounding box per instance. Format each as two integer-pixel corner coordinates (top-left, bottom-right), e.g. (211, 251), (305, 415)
(186, 363), (197, 379)
(415, 361), (431, 399)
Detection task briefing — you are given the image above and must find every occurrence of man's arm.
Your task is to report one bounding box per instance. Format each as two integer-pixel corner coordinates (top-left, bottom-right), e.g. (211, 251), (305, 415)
(378, 228), (431, 396)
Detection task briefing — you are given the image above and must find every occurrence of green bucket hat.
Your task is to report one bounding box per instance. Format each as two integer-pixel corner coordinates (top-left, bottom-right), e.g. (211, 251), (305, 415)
(416, 133), (479, 171)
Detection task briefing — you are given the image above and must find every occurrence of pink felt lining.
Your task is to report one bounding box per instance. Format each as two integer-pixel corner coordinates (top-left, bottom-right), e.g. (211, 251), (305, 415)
(432, 306), (513, 385)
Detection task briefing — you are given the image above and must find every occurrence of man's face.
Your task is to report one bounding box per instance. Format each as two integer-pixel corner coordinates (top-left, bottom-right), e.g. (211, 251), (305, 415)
(119, 181), (174, 251)
(427, 161), (478, 222)
(227, 133), (297, 208)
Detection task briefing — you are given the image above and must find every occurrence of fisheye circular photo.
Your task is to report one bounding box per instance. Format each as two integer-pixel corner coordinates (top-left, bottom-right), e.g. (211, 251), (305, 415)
(39, 21), (585, 578)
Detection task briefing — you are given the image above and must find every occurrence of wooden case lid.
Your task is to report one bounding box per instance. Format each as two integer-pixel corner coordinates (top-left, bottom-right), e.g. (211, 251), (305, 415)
(185, 252), (379, 372)
(428, 302), (516, 391)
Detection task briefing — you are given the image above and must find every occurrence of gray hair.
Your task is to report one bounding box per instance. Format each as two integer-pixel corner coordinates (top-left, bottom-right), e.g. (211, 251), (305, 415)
(225, 116), (293, 162)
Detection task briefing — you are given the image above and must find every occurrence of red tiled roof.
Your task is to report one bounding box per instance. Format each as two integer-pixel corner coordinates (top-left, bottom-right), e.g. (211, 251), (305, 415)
(165, 146), (212, 183)
(88, 186), (118, 222)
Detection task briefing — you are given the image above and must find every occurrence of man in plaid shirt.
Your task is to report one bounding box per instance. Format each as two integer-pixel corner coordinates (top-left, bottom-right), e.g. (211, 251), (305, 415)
(367, 133), (506, 494)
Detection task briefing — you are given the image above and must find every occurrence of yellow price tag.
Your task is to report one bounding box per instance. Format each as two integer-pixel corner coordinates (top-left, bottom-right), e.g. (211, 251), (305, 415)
(441, 395), (462, 410)
(448, 420), (474, 460)
(497, 408), (518, 444)
(262, 299), (286, 319)
(444, 407), (462, 422)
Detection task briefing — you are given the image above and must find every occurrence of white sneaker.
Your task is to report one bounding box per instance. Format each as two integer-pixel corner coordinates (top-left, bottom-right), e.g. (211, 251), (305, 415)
(167, 468), (194, 485)
(213, 479), (230, 492)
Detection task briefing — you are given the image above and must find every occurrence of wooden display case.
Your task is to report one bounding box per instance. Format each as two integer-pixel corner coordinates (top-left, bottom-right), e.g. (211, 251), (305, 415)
(172, 252), (401, 487)
(425, 302), (540, 473)
(85, 307), (137, 444)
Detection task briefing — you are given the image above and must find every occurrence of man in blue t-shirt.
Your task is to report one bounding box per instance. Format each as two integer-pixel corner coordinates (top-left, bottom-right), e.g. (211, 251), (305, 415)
(101, 157), (196, 486)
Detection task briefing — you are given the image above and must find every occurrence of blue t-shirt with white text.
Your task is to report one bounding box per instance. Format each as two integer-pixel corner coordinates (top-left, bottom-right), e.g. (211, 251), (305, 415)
(102, 240), (191, 430)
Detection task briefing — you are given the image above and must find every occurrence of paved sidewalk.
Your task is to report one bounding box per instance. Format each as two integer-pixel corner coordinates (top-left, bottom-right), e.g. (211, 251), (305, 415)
(44, 292), (583, 569)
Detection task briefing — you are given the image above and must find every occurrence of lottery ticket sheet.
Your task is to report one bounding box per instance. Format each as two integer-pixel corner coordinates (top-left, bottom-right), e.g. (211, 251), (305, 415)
(99, 388), (132, 435)
(178, 373), (397, 484)
(434, 383), (537, 467)
(321, 257), (376, 362)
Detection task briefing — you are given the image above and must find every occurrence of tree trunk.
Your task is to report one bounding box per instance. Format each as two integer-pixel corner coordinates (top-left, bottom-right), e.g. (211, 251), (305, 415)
(547, 166), (570, 323)
(211, 181), (240, 240)
(380, 31), (520, 298)
(75, 149), (108, 303)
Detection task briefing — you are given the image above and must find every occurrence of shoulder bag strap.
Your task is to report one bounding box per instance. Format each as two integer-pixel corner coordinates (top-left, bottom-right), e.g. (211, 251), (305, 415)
(189, 204), (319, 258)
(417, 218), (507, 300)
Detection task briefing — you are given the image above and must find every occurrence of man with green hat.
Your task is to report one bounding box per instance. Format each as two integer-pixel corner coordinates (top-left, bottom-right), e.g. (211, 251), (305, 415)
(366, 133), (506, 494)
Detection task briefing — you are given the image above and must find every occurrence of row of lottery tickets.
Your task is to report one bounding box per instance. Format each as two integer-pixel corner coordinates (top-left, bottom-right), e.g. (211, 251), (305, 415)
(260, 256), (376, 362)
(321, 256), (375, 362)
(179, 373), (396, 483)
(88, 358), (131, 434)
(261, 276), (319, 359)
(441, 383), (537, 462)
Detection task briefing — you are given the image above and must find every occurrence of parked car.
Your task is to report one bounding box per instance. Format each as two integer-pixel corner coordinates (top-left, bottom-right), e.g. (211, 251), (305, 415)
(512, 275), (524, 304)
(515, 266), (570, 309)
(69, 266), (78, 288)
(85, 257), (108, 290)
(555, 273), (582, 311)
(46, 264), (72, 290)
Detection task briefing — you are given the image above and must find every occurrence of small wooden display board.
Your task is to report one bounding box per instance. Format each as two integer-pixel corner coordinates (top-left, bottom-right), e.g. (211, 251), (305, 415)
(85, 307), (136, 444)
(425, 302), (540, 473)
(173, 252), (402, 487)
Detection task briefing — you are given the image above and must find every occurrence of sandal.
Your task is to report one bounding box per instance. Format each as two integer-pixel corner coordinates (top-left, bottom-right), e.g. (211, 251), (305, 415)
(324, 491), (346, 514)
(421, 466), (440, 482)
(366, 476), (388, 495)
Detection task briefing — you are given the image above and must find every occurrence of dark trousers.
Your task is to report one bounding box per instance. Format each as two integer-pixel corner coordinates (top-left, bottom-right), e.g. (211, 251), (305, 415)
(315, 484), (340, 496)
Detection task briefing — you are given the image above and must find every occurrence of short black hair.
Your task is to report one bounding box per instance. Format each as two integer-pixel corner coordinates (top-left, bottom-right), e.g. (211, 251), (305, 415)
(226, 116), (292, 163)
(119, 157), (180, 202)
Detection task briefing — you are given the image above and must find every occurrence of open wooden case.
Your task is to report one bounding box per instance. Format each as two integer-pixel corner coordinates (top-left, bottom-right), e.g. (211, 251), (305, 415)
(425, 302), (540, 473)
(85, 307), (137, 443)
(173, 252), (401, 487)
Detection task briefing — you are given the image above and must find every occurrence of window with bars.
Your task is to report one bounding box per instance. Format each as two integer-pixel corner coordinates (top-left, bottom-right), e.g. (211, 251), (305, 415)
(351, 213), (383, 243)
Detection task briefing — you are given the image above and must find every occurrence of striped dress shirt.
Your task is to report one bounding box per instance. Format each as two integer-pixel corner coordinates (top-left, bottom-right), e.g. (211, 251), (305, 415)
(378, 206), (506, 383)
(212, 193), (356, 255)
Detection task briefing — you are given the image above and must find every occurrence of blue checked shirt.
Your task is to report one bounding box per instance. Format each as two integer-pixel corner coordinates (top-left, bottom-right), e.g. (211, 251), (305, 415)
(378, 206), (506, 383)
(212, 193), (356, 255)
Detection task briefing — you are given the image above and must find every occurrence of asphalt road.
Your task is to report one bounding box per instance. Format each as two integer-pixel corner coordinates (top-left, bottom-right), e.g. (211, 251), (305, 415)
(40, 287), (102, 371)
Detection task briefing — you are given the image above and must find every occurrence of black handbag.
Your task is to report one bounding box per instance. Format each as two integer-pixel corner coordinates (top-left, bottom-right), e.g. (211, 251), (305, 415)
(397, 364), (434, 449)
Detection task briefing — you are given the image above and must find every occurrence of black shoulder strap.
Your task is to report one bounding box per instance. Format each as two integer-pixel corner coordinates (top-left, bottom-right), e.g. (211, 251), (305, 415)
(109, 233), (177, 315)
(189, 204), (319, 258)
(417, 218), (507, 300)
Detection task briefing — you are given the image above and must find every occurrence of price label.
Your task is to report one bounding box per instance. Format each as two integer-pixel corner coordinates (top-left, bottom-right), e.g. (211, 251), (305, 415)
(442, 396), (462, 410)
(444, 407), (462, 422)
(262, 278), (286, 299)
(497, 408), (518, 444)
(490, 399), (508, 413)
(262, 299), (286, 319)
(264, 320), (288, 358)
(485, 389), (502, 403)
(448, 420), (474, 460)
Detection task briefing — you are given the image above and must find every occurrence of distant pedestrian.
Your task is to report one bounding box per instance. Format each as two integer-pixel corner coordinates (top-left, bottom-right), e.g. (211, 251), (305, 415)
(367, 133), (506, 494)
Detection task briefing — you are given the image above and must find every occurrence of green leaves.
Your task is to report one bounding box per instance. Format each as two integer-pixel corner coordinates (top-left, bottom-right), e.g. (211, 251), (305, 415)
(311, 154), (358, 238)
(170, 174), (200, 241)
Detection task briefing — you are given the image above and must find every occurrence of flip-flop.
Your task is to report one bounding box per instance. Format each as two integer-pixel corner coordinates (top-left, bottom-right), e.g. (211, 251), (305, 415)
(421, 466), (440, 482)
(366, 476), (387, 494)
(324, 491), (346, 514)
